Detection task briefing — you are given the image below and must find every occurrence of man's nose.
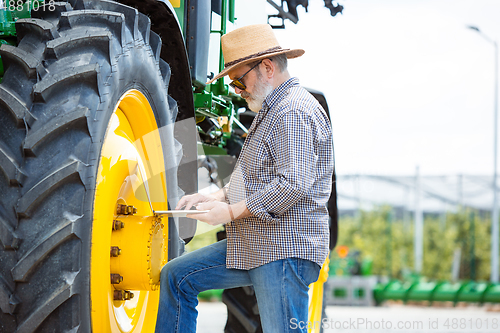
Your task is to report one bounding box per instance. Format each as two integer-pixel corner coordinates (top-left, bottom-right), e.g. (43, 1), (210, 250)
(234, 86), (243, 94)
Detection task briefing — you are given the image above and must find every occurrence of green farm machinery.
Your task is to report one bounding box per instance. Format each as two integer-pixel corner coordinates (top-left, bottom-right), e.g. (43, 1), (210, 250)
(0, 1), (341, 332)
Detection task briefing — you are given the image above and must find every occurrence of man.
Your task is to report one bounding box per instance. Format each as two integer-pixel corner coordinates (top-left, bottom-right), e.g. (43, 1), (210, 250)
(155, 24), (333, 333)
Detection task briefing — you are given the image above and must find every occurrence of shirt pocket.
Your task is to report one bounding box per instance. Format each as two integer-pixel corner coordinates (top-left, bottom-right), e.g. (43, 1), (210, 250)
(243, 140), (273, 178)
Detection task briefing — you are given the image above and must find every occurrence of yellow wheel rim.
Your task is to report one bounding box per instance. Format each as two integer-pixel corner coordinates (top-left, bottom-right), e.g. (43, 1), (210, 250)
(91, 90), (169, 332)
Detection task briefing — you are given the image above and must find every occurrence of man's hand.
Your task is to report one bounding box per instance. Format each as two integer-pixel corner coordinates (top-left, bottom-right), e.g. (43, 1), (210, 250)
(187, 200), (253, 226)
(187, 201), (232, 226)
(175, 193), (217, 210)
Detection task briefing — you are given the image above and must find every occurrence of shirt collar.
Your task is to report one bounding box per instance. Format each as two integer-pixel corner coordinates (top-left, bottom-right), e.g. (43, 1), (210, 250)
(262, 77), (300, 111)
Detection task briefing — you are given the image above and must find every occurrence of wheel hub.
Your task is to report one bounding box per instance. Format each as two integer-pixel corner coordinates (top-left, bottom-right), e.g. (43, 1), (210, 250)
(110, 212), (166, 292)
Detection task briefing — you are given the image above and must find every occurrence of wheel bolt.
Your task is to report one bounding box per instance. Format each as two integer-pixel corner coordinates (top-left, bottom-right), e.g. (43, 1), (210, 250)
(110, 274), (123, 284)
(110, 246), (121, 257)
(114, 290), (134, 301)
(117, 204), (137, 215)
(112, 220), (125, 230)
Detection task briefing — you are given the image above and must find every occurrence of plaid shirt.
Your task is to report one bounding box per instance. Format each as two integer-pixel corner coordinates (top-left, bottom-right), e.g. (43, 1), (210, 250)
(226, 77), (334, 270)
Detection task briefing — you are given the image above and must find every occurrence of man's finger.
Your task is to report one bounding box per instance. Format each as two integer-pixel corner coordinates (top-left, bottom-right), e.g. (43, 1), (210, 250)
(184, 201), (194, 210)
(196, 201), (216, 210)
(175, 194), (192, 210)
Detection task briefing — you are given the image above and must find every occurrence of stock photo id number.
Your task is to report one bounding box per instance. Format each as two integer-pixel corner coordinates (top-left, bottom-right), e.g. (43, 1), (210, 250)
(1, 0), (56, 11)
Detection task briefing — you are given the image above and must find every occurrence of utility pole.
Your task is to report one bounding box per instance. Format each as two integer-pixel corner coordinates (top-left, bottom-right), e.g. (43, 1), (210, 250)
(467, 25), (499, 282)
(415, 166), (423, 273)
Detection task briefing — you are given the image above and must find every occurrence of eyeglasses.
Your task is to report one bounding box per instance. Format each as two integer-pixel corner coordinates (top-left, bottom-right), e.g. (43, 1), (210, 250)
(229, 60), (262, 91)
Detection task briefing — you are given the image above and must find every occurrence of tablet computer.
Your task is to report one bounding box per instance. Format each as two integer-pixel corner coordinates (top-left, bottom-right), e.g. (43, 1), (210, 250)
(154, 210), (210, 217)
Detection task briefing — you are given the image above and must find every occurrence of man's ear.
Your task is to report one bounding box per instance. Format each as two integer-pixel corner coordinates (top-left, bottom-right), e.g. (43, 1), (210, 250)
(261, 58), (275, 78)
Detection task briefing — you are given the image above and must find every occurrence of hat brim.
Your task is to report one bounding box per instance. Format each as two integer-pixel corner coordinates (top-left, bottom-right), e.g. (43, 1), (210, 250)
(205, 48), (304, 85)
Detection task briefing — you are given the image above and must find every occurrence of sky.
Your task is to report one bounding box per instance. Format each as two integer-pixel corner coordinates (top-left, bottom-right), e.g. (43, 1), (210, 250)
(254, 0), (500, 176)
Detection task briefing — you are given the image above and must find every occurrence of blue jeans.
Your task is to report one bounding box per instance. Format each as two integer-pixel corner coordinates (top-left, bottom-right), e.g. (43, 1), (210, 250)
(155, 239), (321, 333)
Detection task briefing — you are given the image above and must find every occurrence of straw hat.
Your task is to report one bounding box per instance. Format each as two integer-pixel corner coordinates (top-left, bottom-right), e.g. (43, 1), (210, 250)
(206, 24), (304, 85)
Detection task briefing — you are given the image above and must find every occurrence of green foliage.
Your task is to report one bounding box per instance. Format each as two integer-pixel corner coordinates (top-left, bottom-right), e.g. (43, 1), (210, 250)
(185, 222), (224, 253)
(334, 207), (492, 281)
(186, 207), (492, 282)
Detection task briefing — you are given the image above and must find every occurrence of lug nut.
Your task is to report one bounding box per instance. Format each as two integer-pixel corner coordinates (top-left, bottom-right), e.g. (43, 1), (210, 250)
(110, 274), (123, 284)
(112, 220), (125, 230)
(117, 204), (137, 215)
(114, 290), (134, 301)
(110, 246), (121, 257)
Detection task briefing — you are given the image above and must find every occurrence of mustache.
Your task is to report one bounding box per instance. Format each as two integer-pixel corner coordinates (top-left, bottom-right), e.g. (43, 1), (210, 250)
(241, 91), (250, 99)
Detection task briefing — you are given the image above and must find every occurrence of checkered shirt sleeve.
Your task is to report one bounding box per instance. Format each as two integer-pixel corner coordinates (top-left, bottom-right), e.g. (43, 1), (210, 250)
(226, 77), (334, 270)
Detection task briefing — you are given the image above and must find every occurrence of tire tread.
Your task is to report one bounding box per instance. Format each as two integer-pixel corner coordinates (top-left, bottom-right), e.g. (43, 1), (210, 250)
(159, 58), (171, 87)
(45, 29), (112, 60)
(33, 63), (100, 103)
(0, 1), (186, 330)
(16, 282), (75, 333)
(0, 278), (19, 314)
(0, 86), (36, 127)
(15, 18), (60, 41)
(149, 30), (161, 63)
(23, 106), (90, 157)
(0, 45), (40, 79)
(11, 215), (82, 282)
(89, 0), (139, 41)
(222, 290), (260, 333)
(0, 145), (27, 186)
(59, 10), (126, 46)
(0, 215), (20, 250)
(16, 159), (85, 218)
(137, 12), (150, 45)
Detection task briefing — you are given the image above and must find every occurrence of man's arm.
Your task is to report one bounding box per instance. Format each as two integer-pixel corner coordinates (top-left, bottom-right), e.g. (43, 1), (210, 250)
(229, 200), (252, 220)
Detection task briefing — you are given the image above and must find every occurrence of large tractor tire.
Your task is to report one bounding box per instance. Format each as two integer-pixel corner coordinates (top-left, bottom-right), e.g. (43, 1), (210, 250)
(222, 286), (263, 333)
(0, 0), (191, 331)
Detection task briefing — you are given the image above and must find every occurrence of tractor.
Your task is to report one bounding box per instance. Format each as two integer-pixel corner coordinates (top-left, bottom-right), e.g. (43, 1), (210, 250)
(0, 0), (339, 332)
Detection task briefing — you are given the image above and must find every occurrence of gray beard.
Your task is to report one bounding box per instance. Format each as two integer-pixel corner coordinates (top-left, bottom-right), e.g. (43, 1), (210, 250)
(243, 80), (274, 112)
